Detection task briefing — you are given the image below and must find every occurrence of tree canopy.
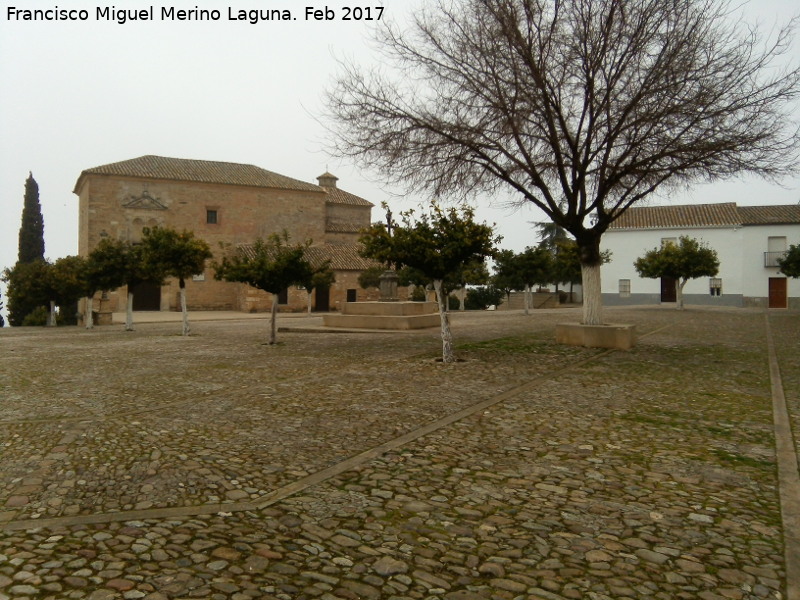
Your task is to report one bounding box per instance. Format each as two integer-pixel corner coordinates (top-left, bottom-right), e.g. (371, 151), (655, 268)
(2, 260), (50, 326)
(634, 236), (720, 309)
(214, 232), (314, 344)
(359, 203), (498, 362)
(778, 244), (800, 278)
(18, 173), (45, 264)
(327, 0), (800, 325)
(140, 226), (213, 335)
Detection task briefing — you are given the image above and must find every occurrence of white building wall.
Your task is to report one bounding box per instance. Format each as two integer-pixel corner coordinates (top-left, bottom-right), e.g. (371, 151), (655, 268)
(601, 226), (746, 306)
(740, 224), (800, 305)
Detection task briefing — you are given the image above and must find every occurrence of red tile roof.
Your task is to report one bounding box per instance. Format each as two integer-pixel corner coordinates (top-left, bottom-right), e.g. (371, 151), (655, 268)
(75, 155), (321, 193)
(238, 243), (377, 271)
(609, 203), (800, 230)
(737, 205), (800, 225)
(323, 187), (373, 207)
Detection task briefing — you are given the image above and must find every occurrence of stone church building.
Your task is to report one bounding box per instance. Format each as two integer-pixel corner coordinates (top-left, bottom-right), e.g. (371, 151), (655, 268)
(74, 155), (379, 313)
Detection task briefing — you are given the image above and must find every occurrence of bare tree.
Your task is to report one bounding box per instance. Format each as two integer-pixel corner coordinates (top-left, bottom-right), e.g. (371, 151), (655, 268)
(326, 0), (800, 325)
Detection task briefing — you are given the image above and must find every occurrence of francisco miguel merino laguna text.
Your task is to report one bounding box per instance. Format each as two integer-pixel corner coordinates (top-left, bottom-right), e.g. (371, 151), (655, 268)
(7, 5), (385, 24)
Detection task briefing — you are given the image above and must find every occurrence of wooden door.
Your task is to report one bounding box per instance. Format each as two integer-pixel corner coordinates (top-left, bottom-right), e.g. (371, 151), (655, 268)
(131, 282), (161, 311)
(314, 287), (330, 312)
(660, 277), (677, 302)
(768, 278), (787, 309)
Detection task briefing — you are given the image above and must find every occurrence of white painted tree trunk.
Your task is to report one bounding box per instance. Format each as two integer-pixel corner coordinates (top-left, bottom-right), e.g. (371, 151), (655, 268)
(48, 300), (57, 327)
(433, 279), (455, 363)
(125, 292), (135, 331)
(524, 284), (531, 316)
(581, 262), (603, 325)
(677, 279), (687, 310)
(307, 291), (313, 316)
(85, 296), (94, 329)
(459, 287), (466, 311)
(180, 285), (189, 336)
(269, 294), (278, 345)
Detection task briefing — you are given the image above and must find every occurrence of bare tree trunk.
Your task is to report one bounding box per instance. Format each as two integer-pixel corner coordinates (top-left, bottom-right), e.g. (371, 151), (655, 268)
(125, 292), (134, 331)
(180, 282), (189, 336)
(433, 279), (455, 363)
(581, 263), (603, 325)
(269, 294), (278, 345)
(48, 300), (57, 327)
(307, 291), (313, 316)
(459, 287), (466, 311)
(85, 296), (94, 329)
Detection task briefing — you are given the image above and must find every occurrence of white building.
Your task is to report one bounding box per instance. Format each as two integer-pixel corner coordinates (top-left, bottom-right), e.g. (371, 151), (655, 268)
(601, 203), (800, 309)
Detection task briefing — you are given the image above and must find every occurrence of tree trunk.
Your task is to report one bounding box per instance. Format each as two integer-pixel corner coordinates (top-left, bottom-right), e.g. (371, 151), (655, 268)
(524, 284), (530, 316)
(85, 296), (94, 329)
(677, 279), (687, 310)
(459, 287), (466, 311)
(433, 279), (455, 363)
(126, 292), (134, 331)
(307, 290), (313, 316)
(48, 300), (57, 327)
(180, 280), (189, 336)
(269, 294), (278, 345)
(581, 263), (603, 325)
(577, 235), (604, 325)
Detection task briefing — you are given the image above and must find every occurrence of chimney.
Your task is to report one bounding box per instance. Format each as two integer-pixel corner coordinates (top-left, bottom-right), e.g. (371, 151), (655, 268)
(317, 172), (338, 189)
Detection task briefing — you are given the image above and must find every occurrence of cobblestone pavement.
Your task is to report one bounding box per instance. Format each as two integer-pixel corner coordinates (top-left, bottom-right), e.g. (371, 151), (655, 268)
(0, 306), (797, 600)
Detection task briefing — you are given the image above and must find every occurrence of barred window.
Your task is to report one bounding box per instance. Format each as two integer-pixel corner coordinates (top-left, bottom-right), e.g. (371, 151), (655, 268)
(710, 278), (722, 296)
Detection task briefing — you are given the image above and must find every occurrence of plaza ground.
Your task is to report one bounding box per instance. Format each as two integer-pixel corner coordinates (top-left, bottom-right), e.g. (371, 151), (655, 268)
(0, 306), (798, 600)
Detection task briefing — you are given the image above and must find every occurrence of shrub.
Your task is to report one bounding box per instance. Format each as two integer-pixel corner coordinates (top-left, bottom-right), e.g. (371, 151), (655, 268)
(21, 305), (50, 326)
(465, 285), (503, 310)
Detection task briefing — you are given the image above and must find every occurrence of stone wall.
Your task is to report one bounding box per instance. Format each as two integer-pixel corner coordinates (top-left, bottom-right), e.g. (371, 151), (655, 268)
(77, 173), (372, 312)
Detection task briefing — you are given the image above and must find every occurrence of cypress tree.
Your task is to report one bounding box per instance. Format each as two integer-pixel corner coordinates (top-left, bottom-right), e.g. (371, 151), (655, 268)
(18, 173), (45, 263)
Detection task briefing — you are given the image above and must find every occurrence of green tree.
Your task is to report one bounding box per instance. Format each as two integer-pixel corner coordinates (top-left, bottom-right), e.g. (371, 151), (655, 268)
(18, 173), (45, 264)
(2, 260), (50, 326)
(360, 203), (498, 363)
(301, 261), (336, 316)
(89, 238), (165, 332)
(81, 238), (130, 329)
(140, 227), (213, 336)
(516, 246), (554, 315)
(778, 244), (800, 278)
(465, 285), (503, 310)
(634, 236), (720, 310)
(452, 259), (490, 311)
(357, 265), (385, 290)
(551, 241), (582, 304)
(492, 250), (524, 305)
(214, 232), (314, 345)
(327, 0), (800, 326)
(45, 256), (88, 327)
(0, 289), (4, 327)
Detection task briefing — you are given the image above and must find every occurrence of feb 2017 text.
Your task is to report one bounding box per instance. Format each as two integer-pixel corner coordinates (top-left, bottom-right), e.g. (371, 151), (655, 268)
(6, 6), (385, 25)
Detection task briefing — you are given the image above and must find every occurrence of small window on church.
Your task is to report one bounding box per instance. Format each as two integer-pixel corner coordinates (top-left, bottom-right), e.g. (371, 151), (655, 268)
(206, 209), (218, 224)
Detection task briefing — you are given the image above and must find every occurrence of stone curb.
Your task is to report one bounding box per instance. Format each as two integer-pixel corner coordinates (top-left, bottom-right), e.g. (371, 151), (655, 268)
(765, 314), (800, 600)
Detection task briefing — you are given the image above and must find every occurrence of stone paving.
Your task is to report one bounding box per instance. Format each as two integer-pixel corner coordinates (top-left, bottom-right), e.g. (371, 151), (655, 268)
(0, 306), (796, 600)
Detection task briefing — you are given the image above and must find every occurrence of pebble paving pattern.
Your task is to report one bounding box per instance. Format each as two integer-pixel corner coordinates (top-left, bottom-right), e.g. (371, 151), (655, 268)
(0, 306), (796, 600)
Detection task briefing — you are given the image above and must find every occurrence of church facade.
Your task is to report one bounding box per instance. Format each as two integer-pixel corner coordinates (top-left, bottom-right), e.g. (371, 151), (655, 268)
(74, 155), (379, 313)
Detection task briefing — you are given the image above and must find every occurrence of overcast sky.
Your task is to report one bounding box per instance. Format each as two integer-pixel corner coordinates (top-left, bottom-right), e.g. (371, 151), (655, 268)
(1, 0), (799, 320)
